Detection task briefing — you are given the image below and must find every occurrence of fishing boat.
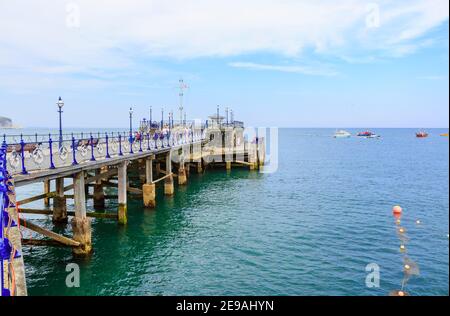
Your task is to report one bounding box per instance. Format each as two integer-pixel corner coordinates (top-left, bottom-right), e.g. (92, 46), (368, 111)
(333, 130), (351, 138)
(357, 131), (380, 138)
(416, 131), (429, 138)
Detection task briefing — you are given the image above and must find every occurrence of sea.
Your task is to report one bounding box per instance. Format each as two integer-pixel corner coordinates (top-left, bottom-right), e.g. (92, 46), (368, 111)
(2, 128), (448, 296)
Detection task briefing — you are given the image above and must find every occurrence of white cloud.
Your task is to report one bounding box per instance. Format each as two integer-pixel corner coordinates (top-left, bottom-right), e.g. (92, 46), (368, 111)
(0, 0), (448, 79)
(229, 62), (338, 76)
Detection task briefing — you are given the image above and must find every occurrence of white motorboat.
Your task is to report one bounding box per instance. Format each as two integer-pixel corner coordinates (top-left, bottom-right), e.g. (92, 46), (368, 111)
(334, 130), (351, 138)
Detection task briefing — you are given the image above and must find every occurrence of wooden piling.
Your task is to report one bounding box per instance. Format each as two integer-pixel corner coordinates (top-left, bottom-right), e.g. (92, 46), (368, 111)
(71, 171), (92, 256)
(143, 157), (156, 208)
(53, 177), (68, 224)
(43, 179), (51, 207)
(156, 162), (161, 176)
(185, 162), (190, 177)
(93, 169), (105, 210)
(118, 162), (128, 224)
(197, 161), (203, 174)
(164, 152), (174, 195)
(178, 159), (187, 185)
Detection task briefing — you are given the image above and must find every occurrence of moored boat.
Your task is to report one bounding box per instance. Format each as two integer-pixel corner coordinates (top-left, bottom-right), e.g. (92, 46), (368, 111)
(357, 131), (380, 138)
(333, 130), (351, 138)
(416, 131), (429, 138)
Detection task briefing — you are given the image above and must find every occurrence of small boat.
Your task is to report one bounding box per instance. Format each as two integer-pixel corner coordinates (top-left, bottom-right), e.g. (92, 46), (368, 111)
(334, 130), (351, 138)
(416, 131), (429, 138)
(357, 131), (380, 138)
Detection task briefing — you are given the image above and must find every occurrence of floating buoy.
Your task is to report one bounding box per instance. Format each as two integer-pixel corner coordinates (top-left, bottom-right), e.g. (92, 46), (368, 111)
(393, 205), (403, 215)
(395, 219), (401, 225)
(403, 258), (420, 276)
(389, 290), (409, 296)
(398, 227), (406, 234)
(400, 245), (406, 252)
(416, 220), (421, 225)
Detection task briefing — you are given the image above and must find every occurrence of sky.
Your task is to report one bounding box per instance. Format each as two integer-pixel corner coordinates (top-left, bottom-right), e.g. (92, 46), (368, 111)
(0, 0), (449, 128)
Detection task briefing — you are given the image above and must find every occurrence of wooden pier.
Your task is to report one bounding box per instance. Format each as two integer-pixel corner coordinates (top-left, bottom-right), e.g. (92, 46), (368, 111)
(0, 119), (266, 296)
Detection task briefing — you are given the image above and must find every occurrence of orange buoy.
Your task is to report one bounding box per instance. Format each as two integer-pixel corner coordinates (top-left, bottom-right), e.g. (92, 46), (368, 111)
(389, 290), (409, 296)
(393, 205), (403, 216)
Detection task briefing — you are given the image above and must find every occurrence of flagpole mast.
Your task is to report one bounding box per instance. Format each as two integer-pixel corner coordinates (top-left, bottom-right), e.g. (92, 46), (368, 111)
(179, 79), (188, 127)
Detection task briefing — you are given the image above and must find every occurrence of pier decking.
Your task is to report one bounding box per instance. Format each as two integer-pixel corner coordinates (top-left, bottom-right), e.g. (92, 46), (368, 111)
(0, 122), (265, 296)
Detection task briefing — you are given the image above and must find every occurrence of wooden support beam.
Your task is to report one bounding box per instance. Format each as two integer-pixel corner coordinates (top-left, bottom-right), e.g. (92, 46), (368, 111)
(152, 173), (173, 184)
(17, 208), (117, 219)
(17, 208), (54, 215)
(19, 218), (80, 247)
(127, 186), (143, 195)
(22, 239), (73, 248)
(84, 168), (118, 185)
(235, 160), (253, 166)
(17, 169), (118, 206)
(159, 169), (178, 177)
(17, 192), (56, 205)
(64, 194), (118, 199)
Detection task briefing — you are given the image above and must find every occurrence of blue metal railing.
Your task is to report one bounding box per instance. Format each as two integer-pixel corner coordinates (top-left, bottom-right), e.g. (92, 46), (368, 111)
(0, 139), (18, 297)
(2, 128), (208, 176)
(1, 140), (8, 296)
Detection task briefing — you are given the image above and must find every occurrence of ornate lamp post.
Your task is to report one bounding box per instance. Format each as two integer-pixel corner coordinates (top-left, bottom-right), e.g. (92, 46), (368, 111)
(56, 96), (64, 148)
(129, 107), (134, 143)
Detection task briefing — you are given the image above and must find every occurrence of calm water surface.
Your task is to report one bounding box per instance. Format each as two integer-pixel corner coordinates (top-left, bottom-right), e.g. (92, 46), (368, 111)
(9, 128), (449, 296)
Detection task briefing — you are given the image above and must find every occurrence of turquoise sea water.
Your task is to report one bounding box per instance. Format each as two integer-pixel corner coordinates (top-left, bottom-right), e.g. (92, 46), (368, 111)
(7, 128), (449, 296)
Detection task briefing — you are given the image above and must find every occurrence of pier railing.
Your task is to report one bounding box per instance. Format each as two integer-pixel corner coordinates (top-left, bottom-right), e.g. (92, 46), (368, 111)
(1, 140), (17, 296)
(2, 129), (207, 176)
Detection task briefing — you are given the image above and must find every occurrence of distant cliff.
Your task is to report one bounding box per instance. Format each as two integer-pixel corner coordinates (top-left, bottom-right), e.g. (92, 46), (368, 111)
(0, 116), (13, 128)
